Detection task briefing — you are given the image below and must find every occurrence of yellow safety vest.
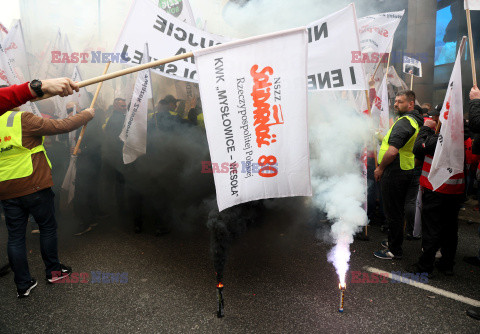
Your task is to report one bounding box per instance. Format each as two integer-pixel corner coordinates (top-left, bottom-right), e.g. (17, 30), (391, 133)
(378, 115), (419, 171)
(0, 111), (52, 182)
(197, 113), (204, 128)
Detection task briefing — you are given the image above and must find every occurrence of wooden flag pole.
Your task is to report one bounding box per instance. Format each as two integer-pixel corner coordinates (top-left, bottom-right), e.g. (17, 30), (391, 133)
(78, 52), (194, 88)
(466, 8), (477, 86)
(410, 73), (414, 90)
(73, 62), (111, 156)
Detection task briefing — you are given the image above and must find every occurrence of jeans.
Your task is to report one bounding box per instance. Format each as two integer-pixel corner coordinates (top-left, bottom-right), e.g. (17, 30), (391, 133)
(2, 188), (60, 289)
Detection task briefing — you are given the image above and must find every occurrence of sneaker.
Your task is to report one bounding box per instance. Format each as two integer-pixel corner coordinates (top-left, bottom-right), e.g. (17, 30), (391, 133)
(374, 249), (401, 260)
(47, 264), (72, 283)
(381, 240), (389, 249)
(435, 250), (442, 259)
(17, 279), (37, 298)
(463, 256), (480, 267)
(74, 226), (92, 236)
(0, 263), (10, 277)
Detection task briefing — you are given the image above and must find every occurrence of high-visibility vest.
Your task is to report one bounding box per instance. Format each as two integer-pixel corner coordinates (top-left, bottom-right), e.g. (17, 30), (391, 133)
(197, 113), (204, 128)
(378, 115), (420, 170)
(0, 111), (52, 182)
(419, 155), (464, 194)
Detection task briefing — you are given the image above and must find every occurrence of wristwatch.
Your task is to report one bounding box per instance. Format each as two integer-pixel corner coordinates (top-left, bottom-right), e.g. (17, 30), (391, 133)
(30, 79), (44, 98)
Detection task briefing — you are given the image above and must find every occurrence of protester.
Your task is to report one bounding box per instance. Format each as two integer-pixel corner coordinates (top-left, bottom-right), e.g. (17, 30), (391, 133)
(373, 90), (424, 259)
(0, 106), (95, 297)
(464, 84), (480, 320)
(104, 98), (128, 212)
(406, 107), (464, 278)
(0, 78), (80, 114)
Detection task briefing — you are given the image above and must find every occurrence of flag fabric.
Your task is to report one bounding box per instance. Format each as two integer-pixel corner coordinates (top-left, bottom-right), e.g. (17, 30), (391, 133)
(119, 44), (151, 164)
(158, 0), (196, 25)
(465, 0), (480, 10)
(307, 4), (366, 90)
(114, 0), (228, 83)
(2, 20), (30, 82)
(428, 38), (467, 190)
(371, 76), (389, 139)
(62, 155), (77, 204)
(357, 11), (404, 55)
(70, 66), (91, 109)
(194, 27), (311, 211)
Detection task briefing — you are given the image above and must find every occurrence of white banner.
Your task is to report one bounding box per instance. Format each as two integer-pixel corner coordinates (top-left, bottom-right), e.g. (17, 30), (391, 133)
(2, 20), (30, 82)
(403, 56), (422, 77)
(195, 27), (312, 211)
(357, 11), (404, 55)
(158, 0), (196, 25)
(307, 4), (366, 90)
(371, 76), (389, 139)
(114, 0), (228, 83)
(428, 38), (466, 190)
(70, 66), (91, 109)
(465, 0), (480, 10)
(119, 44), (151, 164)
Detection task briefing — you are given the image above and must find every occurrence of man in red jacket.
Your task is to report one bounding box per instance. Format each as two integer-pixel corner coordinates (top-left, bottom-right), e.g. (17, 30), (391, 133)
(0, 78), (80, 279)
(0, 78), (79, 115)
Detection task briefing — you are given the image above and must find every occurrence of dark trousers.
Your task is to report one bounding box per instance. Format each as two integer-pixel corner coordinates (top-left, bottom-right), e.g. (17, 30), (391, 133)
(418, 189), (461, 271)
(74, 157), (101, 228)
(367, 157), (385, 224)
(381, 167), (415, 256)
(404, 166), (421, 235)
(1, 188), (60, 289)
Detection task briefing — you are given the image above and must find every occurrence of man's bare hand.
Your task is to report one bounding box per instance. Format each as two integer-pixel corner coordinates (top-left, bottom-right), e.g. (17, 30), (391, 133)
(369, 76), (375, 88)
(470, 85), (480, 100)
(424, 119), (437, 130)
(33, 78), (80, 100)
(374, 166), (384, 182)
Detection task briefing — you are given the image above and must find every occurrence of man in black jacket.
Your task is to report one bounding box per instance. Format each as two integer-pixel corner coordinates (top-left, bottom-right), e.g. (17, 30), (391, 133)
(465, 85), (480, 321)
(373, 90), (424, 259)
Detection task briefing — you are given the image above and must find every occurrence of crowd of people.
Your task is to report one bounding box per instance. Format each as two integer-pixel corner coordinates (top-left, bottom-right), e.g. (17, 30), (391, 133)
(364, 78), (480, 320)
(0, 75), (479, 322)
(0, 79), (207, 298)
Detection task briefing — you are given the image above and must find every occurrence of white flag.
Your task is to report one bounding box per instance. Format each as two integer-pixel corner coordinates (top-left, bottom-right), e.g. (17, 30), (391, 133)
(357, 11), (404, 55)
(195, 27), (311, 211)
(158, 0), (196, 25)
(2, 20), (30, 82)
(0, 41), (22, 86)
(62, 155), (77, 204)
(70, 66), (91, 109)
(371, 76), (389, 138)
(428, 37), (467, 190)
(119, 44), (151, 164)
(307, 4), (366, 90)
(114, 0), (229, 83)
(465, 0), (480, 10)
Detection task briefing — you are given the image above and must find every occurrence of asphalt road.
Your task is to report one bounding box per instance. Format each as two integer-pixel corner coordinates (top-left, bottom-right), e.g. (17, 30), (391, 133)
(0, 202), (479, 334)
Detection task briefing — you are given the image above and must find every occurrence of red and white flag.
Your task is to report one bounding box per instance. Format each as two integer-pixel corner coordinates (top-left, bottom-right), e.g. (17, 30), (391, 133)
(371, 76), (389, 139)
(195, 27), (311, 211)
(428, 37), (467, 190)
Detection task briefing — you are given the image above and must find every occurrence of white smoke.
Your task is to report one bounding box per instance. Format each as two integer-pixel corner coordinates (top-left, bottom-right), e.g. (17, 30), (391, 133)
(309, 92), (370, 284)
(189, 0), (373, 285)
